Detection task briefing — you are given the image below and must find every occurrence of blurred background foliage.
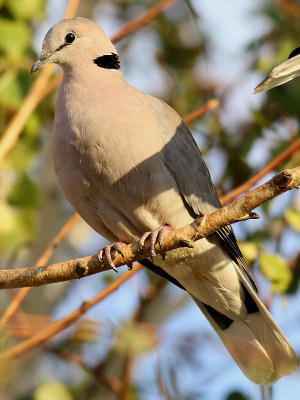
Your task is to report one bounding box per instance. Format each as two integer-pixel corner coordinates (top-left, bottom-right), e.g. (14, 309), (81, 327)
(0, 0), (299, 399)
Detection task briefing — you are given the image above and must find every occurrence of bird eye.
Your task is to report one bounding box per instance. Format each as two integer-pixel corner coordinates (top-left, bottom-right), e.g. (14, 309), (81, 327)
(65, 32), (76, 44)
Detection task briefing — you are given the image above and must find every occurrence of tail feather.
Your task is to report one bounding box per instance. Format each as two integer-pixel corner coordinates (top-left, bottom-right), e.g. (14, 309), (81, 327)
(191, 267), (298, 385)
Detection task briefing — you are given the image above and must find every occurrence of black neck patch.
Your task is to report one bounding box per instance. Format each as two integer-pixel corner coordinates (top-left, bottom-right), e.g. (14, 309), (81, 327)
(93, 53), (120, 70)
(288, 46), (300, 59)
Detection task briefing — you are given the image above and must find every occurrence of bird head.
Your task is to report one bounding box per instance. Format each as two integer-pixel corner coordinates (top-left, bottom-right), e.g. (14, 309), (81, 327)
(254, 47), (300, 94)
(31, 17), (120, 73)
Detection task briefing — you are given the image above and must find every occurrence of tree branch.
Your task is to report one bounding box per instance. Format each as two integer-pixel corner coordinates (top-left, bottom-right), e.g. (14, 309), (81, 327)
(0, 213), (81, 326)
(0, 264), (143, 361)
(221, 138), (300, 204)
(0, 167), (299, 290)
(110, 0), (180, 43)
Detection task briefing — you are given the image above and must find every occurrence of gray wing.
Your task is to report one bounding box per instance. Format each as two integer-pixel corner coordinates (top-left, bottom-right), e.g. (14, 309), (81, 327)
(160, 117), (257, 291)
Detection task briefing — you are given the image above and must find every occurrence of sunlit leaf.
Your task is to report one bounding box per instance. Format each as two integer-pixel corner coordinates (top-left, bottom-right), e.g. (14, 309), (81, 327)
(0, 70), (32, 109)
(7, 172), (41, 207)
(34, 381), (73, 400)
(238, 241), (258, 264)
(259, 253), (292, 293)
(68, 319), (99, 344)
(0, 19), (31, 60)
(115, 321), (157, 357)
(0, 203), (37, 252)
(5, 0), (46, 20)
(285, 208), (300, 232)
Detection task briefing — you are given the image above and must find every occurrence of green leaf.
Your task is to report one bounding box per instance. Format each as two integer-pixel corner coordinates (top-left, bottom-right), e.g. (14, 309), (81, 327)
(34, 381), (73, 400)
(7, 173), (41, 207)
(238, 241), (258, 264)
(0, 204), (37, 252)
(115, 321), (157, 357)
(5, 0), (46, 20)
(286, 254), (300, 294)
(0, 70), (32, 110)
(226, 391), (250, 400)
(259, 253), (292, 293)
(285, 208), (300, 232)
(0, 19), (31, 60)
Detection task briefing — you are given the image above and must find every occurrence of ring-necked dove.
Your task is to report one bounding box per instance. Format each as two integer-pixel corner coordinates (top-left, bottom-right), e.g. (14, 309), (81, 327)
(32, 17), (297, 385)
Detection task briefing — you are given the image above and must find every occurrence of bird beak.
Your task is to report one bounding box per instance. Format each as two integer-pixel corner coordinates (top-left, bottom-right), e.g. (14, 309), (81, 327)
(253, 54), (300, 95)
(31, 55), (51, 74)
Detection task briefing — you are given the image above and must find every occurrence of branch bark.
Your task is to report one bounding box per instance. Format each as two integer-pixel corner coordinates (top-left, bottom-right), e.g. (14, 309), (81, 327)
(0, 167), (299, 290)
(0, 264), (143, 361)
(221, 138), (300, 204)
(0, 213), (81, 326)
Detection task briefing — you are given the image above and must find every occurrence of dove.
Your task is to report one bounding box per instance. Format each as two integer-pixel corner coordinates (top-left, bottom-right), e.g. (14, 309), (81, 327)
(31, 17), (297, 385)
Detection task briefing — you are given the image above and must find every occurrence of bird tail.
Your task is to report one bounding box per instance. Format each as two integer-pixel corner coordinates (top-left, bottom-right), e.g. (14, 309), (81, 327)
(191, 269), (297, 385)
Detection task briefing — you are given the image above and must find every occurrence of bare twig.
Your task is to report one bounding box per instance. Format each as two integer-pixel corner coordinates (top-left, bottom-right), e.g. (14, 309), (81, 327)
(64, 0), (81, 18)
(48, 347), (124, 394)
(0, 167), (299, 290)
(111, 0), (180, 43)
(0, 213), (80, 326)
(0, 264), (143, 361)
(183, 99), (220, 125)
(221, 139), (300, 205)
(279, 0), (300, 17)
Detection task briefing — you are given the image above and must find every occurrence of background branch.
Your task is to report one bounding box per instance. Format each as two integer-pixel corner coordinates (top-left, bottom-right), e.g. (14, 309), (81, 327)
(221, 138), (300, 204)
(0, 264), (143, 362)
(0, 167), (298, 290)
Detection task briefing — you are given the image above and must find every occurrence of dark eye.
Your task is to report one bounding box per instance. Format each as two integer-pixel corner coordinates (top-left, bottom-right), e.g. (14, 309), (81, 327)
(65, 32), (76, 44)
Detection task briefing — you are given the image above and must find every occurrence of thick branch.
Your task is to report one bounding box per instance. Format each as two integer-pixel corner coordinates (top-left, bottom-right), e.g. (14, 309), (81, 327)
(0, 167), (299, 290)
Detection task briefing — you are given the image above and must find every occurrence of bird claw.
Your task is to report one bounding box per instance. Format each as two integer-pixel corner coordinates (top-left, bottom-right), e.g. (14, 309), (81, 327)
(138, 225), (173, 261)
(97, 241), (126, 273)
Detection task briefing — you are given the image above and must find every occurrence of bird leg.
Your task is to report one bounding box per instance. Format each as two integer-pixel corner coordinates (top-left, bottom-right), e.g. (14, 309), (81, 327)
(97, 242), (126, 272)
(138, 225), (173, 261)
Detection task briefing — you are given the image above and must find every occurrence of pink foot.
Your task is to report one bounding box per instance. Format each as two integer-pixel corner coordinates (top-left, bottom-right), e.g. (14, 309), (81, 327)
(138, 225), (173, 261)
(97, 241), (126, 272)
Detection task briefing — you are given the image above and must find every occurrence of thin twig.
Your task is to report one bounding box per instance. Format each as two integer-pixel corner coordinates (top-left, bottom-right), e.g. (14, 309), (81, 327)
(0, 213), (80, 326)
(0, 264), (143, 361)
(111, 0), (180, 43)
(221, 139), (300, 204)
(120, 354), (133, 400)
(47, 346), (124, 394)
(279, 0), (300, 17)
(0, 167), (299, 290)
(183, 99), (220, 125)
(64, 0), (81, 18)
(0, 66), (55, 161)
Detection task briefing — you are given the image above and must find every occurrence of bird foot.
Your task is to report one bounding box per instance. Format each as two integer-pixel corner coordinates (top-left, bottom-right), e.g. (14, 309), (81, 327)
(138, 225), (173, 261)
(97, 241), (126, 273)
